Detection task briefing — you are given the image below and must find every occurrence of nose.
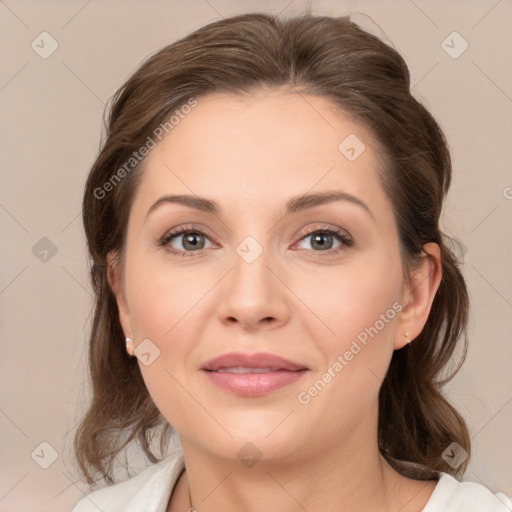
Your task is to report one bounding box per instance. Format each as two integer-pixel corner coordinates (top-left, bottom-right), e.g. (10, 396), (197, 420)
(216, 243), (291, 332)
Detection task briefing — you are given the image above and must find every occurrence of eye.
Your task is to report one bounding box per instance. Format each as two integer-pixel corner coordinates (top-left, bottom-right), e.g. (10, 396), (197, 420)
(159, 224), (353, 258)
(294, 227), (353, 254)
(159, 226), (214, 257)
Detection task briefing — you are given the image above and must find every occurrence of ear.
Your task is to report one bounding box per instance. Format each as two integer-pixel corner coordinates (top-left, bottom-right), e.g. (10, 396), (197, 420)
(394, 242), (442, 350)
(106, 251), (133, 340)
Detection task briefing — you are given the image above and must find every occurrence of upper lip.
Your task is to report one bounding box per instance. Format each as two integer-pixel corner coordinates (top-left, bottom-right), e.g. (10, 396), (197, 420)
(201, 352), (308, 372)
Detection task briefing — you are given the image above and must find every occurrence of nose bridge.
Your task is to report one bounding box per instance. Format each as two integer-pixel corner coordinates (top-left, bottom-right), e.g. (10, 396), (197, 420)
(216, 231), (289, 328)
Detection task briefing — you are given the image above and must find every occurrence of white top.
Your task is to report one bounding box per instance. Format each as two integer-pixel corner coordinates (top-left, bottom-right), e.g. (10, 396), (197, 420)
(72, 449), (512, 511)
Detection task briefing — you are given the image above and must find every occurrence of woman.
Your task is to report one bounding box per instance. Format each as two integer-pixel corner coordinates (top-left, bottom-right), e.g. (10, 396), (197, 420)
(72, 11), (511, 512)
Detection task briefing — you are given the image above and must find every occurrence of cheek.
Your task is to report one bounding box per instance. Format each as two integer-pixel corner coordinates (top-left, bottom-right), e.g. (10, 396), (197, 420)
(292, 250), (403, 351)
(292, 253), (402, 408)
(125, 248), (210, 340)
(293, 275), (400, 443)
(123, 253), (220, 428)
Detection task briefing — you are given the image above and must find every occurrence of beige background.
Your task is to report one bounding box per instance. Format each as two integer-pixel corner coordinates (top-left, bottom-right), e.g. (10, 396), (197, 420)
(1, 0), (511, 510)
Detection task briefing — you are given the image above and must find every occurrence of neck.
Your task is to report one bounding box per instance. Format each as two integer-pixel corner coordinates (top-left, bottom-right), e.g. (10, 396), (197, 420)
(174, 429), (424, 512)
(168, 403), (438, 512)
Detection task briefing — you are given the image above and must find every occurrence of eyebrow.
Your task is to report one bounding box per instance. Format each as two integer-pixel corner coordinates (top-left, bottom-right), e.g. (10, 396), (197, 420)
(146, 190), (373, 219)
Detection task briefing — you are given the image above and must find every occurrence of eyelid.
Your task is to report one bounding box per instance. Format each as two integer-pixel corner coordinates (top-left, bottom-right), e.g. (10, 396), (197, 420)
(295, 224), (351, 242)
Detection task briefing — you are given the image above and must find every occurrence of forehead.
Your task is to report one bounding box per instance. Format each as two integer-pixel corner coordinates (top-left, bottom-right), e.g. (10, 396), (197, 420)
(154, 89), (375, 169)
(131, 89), (391, 221)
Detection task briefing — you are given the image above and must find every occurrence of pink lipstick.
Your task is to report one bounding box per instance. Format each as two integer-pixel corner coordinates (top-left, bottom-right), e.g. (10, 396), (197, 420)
(201, 352), (308, 396)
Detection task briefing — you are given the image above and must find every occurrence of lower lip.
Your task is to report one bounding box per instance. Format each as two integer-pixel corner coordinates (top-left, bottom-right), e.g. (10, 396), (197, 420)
(202, 369), (307, 396)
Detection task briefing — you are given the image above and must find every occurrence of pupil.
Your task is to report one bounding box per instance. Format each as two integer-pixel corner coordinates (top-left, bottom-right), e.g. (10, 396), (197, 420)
(185, 233), (203, 250)
(313, 234), (332, 250)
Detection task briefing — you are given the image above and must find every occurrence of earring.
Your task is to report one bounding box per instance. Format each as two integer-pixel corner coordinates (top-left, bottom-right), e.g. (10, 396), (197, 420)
(125, 337), (135, 357)
(404, 332), (413, 344)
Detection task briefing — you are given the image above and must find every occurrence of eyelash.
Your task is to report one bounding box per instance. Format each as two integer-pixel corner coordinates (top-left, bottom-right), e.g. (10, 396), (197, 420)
(158, 225), (353, 258)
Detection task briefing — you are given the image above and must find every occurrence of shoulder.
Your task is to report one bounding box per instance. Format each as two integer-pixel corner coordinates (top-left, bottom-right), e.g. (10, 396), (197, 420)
(423, 472), (512, 512)
(71, 449), (185, 512)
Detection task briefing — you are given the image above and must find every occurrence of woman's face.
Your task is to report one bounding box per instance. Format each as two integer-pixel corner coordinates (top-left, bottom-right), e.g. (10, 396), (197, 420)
(114, 89), (416, 463)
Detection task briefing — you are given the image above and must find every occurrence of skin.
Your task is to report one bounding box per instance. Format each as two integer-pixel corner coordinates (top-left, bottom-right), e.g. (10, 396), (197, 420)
(108, 88), (442, 512)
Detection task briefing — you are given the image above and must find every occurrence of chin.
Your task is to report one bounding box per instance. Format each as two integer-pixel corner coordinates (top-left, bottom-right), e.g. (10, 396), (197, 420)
(186, 413), (310, 465)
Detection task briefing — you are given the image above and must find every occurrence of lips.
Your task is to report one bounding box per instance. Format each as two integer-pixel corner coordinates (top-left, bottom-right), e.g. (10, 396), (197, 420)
(201, 352), (308, 372)
(201, 352), (308, 396)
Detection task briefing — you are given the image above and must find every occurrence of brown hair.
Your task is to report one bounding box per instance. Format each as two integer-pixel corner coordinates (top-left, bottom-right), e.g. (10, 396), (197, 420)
(76, 11), (470, 485)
